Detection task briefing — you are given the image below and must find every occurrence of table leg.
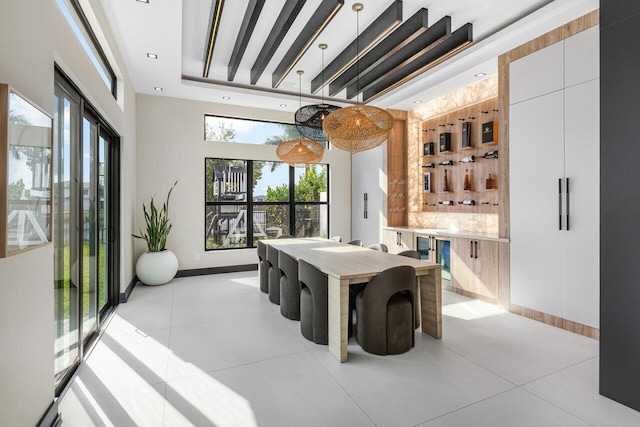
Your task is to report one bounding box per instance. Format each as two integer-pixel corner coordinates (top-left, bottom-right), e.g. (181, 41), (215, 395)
(328, 276), (349, 362)
(420, 269), (442, 339)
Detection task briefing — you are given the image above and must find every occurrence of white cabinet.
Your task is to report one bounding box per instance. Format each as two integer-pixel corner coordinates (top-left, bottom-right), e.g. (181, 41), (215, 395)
(352, 145), (384, 246)
(510, 41), (564, 104)
(382, 229), (413, 254)
(509, 33), (600, 328)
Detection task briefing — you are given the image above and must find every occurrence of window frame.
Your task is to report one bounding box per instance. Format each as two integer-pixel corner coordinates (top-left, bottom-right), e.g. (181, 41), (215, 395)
(204, 158), (329, 251)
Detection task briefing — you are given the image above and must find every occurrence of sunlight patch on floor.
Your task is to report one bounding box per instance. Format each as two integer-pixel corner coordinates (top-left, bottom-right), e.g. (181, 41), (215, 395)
(442, 299), (506, 320)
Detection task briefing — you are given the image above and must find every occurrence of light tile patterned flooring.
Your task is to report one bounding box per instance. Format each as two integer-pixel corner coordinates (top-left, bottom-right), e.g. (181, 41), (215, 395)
(59, 272), (640, 426)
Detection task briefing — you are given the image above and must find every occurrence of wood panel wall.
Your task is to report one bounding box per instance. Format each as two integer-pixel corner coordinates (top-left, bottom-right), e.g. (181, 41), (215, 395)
(387, 109), (408, 227)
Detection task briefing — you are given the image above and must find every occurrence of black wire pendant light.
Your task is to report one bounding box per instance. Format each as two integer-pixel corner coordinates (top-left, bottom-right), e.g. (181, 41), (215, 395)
(294, 43), (339, 143)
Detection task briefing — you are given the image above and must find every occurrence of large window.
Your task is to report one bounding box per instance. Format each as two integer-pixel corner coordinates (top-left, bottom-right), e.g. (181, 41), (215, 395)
(205, 159), (328, 250)
(55, 0), (117, 97)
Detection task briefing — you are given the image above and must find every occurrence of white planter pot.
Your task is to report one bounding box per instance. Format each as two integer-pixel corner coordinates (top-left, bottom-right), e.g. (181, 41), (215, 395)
(136, 250), (178, 286)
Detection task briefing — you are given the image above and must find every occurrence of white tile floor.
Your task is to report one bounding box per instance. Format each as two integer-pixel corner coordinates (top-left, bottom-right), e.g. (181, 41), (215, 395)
(59, 272), (640, 427)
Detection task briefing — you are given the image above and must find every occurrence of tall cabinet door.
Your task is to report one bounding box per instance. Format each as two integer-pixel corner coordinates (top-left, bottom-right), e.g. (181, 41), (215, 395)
(564, 79), (600, 327)
(510, 90), (566, 317)
(352, 145), (384, 245)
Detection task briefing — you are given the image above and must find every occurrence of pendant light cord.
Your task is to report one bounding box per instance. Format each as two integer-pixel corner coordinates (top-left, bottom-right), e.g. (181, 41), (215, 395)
(355, 6), (360, 106)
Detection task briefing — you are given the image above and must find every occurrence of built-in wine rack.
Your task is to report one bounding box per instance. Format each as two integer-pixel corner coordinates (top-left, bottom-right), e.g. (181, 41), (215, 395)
(420, 98), (499, 213)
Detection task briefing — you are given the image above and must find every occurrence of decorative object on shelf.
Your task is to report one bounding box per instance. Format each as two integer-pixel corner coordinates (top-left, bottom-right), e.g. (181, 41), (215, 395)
(423, 141), (435, 156)
(322, 3), (394, 153)
(482, 150), (498, 159)
(438, 200), (454, 206)
(481, 109), (499, 144)
(277, 70), (325, 167)
(438, 160), (454, 166)
(461, 121), (472, 148)
(295, 44), (339, 143)
(460, 155), (475, 163)
(463, 169), (471, 191)
(422, 162), (435, 168)
(443, 169), (449, 192)
(0, 84), (53, 258)
(439, 132), (452, 152)
(134, 181), (179, 285)
(485, 174), (497, 190)
(458, 199), (476, 206)
(423, 172), (431, 193)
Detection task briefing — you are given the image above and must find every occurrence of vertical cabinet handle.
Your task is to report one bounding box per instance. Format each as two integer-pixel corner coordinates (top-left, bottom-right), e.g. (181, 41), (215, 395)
(558, 178), (563, 230)
(364, 193), (368, 219)
(470, 241), (473, 258)
(474, 241), (478, 259)
(565, 178), (570, 231)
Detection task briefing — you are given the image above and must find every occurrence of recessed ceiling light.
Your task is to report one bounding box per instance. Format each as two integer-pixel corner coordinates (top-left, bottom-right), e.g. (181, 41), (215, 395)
(474, 72), (487, 77)
(280, 104), (287, 107)
(222, 96), (230, 100)
(154, 87), (163, 91)
(413, 100), (422, 104)
(147, 53), (158, 59)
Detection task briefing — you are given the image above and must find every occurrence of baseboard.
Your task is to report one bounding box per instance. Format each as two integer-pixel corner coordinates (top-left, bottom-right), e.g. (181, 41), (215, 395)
(509, 303), (600, 340)
(443, 284), (499, 306)
(119, 275), (138, 303)
(37, 400), (61, 427)
(175, 264), (258, 277)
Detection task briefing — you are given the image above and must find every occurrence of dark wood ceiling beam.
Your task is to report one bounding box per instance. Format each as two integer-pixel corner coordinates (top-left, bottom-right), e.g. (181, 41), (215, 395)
(203, 0), (225, 78)
(228, 0), (266, 82)
(309, 0), (402, 94)
(271, 0), (344, 89)
(362, 23), (473, 103)
(328, 8), (428, 97)
(346, 16), (452, 99)
(250, 0), (307, 85)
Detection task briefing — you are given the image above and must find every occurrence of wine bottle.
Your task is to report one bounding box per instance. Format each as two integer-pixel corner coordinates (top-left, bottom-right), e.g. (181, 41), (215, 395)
(460, 155), (475, 163)
(463, 169), (471, 191)
(439, 160), (454, 166)
(482, 150), (498, 159)
(443, 169), (449, 192)
(458, 199), (476, 206)
(422, 163), (435, 168)
(438, 200), (454, 206)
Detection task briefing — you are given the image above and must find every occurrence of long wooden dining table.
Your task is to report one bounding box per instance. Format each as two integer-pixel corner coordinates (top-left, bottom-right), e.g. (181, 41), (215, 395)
(262, 238), (442, 362)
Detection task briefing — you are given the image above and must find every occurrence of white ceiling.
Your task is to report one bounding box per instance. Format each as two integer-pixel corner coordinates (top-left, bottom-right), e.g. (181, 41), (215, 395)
(99, 0), (598, 113)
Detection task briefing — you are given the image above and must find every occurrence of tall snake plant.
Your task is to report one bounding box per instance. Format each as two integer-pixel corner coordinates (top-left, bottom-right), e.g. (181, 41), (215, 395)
(133, 181), (177, 252)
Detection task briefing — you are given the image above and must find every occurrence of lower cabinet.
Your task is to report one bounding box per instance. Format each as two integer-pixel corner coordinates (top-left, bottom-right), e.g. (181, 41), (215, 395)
(382, 229), (414, 254)
(450, 237), (499, 301)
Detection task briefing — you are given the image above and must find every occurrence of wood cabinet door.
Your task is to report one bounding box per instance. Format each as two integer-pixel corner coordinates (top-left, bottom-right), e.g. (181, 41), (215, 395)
(400, 231), (414, 252)
(382, 229), (400, 254)
(451, 237), (475, 292)
(474, 240), (499, 300)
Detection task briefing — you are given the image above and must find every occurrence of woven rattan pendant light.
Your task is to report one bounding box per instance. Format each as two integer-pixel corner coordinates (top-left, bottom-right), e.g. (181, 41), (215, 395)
(294, 44), (339, 143)
(322, 3), (394, 153)
(276, 70), (325, 167)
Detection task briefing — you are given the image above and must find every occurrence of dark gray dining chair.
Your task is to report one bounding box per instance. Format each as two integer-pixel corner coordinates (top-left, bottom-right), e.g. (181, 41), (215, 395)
(348, 239), (363, 247)
(257, 240), (269, 293)
(329, 236), (342, 242)
(367, 243), (388, 252)
(266, 245), (281, 305)
(355, 266), (416, 355)
(279, 251), (301, 320)
(277, 234), (294, 239)
(398, 250), (422, 329)
(298, 260), (329, 345)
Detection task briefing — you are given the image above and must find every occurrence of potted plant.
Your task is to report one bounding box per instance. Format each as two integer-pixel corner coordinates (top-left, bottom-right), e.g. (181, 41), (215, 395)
(133, 181), (178, 285)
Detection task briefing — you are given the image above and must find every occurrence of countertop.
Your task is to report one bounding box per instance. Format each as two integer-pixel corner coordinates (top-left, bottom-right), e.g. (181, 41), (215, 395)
(383, 226), (509, 243)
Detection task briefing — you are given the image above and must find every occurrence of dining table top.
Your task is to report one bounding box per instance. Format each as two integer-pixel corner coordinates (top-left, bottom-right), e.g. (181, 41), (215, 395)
(263, 238), (439, 282)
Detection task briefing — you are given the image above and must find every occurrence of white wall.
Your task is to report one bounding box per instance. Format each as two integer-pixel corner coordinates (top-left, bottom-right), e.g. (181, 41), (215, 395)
(0, 0), (137, 424)
(135, 94), (352, 270)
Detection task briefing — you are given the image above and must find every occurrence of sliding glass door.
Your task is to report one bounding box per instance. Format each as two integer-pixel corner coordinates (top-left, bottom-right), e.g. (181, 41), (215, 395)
(53, 69), (119, 392)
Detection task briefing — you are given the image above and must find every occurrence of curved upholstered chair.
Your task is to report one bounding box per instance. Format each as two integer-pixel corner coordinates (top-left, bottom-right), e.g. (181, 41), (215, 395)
(356, 266), (416, 355)
(329, 236), (342, 242)
(348, 240), (364, 247)
(398, 250), (420, 259)
(279, 251), (301, 320)
(367, 243), (388, 252)
(257, 241), (269, 293)
(398, 249), (422, 329)
(298, 260), (329, 344)
(277, 234), (294, 239)
(266, 245), (281, 305)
